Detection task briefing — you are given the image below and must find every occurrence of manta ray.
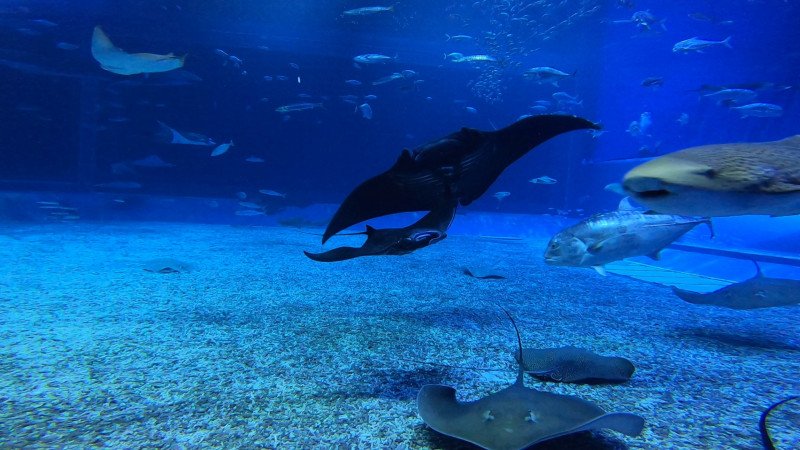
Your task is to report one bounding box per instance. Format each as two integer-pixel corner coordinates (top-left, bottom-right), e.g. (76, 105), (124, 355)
(322, 115), (600, 243)
(304, 199), (457, 262)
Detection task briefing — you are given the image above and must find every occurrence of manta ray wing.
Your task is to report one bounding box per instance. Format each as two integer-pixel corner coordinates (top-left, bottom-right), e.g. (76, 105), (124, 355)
(323, 115), (599, 243)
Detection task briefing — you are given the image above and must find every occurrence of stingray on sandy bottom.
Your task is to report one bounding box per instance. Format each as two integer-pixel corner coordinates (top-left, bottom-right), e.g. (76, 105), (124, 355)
(513, 346), (635, 383)
(672, 262), (800, 310)
(142, 258), (193, 273)
(417, 309), (644, 450)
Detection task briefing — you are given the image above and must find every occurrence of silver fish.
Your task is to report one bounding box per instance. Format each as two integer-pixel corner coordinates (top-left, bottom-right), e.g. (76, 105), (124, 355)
(544, 206), (711, 275)
(673, 36), (732, 53)
(342, 5), (394, 16)
(354, 53), (395, 64)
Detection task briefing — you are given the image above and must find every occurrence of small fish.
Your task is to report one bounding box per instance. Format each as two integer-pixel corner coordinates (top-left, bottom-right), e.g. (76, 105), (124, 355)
(342, 5), (395, 16)
(56, 42), (79, 51)
(289, 62), (300, 70)
(275, 102), (323, 113)
(263, 75), (273, 81)
(676, 113), (690, 126)
(235, 210), (265, 216)
(703, 88), (757, 105)
(401, 69), (416, 78)
(523, 67), (575, 86)
(641, 77), (664, 88)
(552, 92), (578, 102)
(364, 94), (378, 100)
(371, 73), (404, 85)
(730, 103), (783, 118)
(445, 34), (473, 41)
(259, 189), (287, 198)
(345, 79), (362, 85)
(359, 103), (373, 119)
(464, 106), (478, 114)
(235, 192), (247, 200)
(673, 36), (732, 53)
(530, 176), (557, 184)
(450, 54), (498, 64)
(245, 156), (264, 163)
(354, 54), (395, 64)
(493, 191), (511, 201)
(94, 181), (142, 189)
(210, 140), (234, 157)
(239, 201), (261, 209)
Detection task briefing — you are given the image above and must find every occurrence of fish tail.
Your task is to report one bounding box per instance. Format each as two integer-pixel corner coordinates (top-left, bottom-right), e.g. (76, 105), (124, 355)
(703, 219), (715, 238)
(722, 35), (733, 48)
(445, 34), (450, 41)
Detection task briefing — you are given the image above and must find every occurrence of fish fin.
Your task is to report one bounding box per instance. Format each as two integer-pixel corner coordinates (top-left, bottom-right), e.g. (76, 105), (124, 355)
(617, 196), (640, 211)
(605, 182), (626, 196)
(587, 242), (605, 254)
(365, 225), (377, 235)
(704, 219), (715, 238)
(592, 265), (607, 276)
(647, 250), (662, 261)
(722, 35), (733, 48)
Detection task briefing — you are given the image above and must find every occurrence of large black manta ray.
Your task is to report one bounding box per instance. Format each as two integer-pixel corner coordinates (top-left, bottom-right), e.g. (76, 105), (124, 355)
(322, 114), (600, 243)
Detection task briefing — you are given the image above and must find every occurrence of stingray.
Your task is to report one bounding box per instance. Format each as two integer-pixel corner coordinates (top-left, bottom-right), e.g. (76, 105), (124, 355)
(91, 26), (184, 75)
(760, 396), (800, 450)
(323, 114), (600, 243)
(304, 199), (457, 262)
(417, 308), (645, 450)
(513, 346), (635, 383)
(143, 258), (193, 273)
(672, 262), (800, 310)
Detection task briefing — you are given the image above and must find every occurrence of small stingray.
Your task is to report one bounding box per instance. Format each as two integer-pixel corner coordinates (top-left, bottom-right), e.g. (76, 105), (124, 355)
(143, 258), (193, 273)
(417, 308), (644, 450)
(513, 346), (635, 383)
(672, 262), (800, 310)
(463, 266), (508, 279)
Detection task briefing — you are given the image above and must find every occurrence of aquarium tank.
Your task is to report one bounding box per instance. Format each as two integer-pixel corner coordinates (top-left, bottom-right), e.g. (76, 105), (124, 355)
(0, 0), (798, 448)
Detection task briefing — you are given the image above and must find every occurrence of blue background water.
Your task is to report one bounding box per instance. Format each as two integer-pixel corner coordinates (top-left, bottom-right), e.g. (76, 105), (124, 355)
(0, 0), (797, 234)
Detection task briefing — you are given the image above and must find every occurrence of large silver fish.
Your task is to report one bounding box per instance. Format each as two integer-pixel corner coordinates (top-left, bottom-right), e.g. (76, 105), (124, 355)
(621, 135), (800, 217)
(544, 205), (711, 275)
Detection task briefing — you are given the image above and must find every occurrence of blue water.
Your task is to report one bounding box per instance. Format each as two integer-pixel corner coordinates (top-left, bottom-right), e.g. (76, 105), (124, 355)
(1, 1), (800, 448)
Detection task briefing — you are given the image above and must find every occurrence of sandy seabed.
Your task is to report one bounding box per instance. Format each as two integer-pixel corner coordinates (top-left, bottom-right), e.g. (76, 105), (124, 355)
(0, 221), (798, 449)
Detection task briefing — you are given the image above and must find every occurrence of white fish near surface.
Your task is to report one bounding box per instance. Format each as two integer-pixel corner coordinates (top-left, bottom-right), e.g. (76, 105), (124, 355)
(245, 156), (264, 163)
(210, 140), (234, 157)
(359, 103), (373, 119)
(530, 176), (557, 184)
(730, 103), (783, 118)
(672, 36), (732, 53)
(544, 199), (712, 275)
(259, 189), (287, 198)
(91, 26), (184, 75)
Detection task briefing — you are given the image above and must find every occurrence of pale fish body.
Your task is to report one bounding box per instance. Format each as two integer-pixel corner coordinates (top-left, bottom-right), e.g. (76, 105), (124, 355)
(353, 53), (395, 64)
(259, 189), (287, 198)
(622, 135), (800, 216)
(342, 5), (394, 16)
(359, 103), (373, 119)
(544, 210), (710, 274)
(451, 54), (497, 63)
(210, 140), (234, 157)
(91, 26), (184, 75)
(523, 67), (574, 86)
(730, 102), (783, 118)
(275, 102), (323, 113)
(672, 36), (732, 53)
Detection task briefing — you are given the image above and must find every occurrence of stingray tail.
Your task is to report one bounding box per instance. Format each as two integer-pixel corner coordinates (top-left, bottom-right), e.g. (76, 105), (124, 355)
(496, 304), (525, 386)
